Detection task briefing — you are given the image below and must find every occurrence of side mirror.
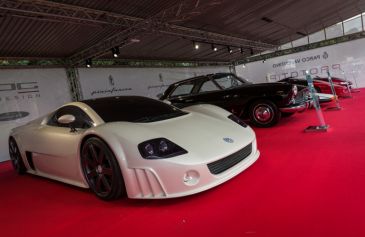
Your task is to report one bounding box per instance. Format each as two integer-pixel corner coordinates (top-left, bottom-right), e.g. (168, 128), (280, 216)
(57, 114), (75, 124)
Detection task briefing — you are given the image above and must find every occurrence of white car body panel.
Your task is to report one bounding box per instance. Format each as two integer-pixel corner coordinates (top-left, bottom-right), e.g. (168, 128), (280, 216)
(10, 100), (259, 199)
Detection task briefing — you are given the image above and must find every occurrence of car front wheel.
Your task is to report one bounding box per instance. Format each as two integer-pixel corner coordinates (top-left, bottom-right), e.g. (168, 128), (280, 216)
(249, 100), (281, 127)
(8, 138), (26, 174)
(81, 137), (126, 200)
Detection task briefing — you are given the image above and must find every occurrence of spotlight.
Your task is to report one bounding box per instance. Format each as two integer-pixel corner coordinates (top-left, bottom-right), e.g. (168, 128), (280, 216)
(194, 41), (199, 50)
(111, 47), (120, 58)
(227, 46), (233, 53)
(211, 44), (218, 51)
(85, 58), (92, 68)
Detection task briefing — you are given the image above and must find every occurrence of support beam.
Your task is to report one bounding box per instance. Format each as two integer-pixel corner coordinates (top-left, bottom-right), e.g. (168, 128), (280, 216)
(65, 67), (83, 101)
(0, 0), (139, 27)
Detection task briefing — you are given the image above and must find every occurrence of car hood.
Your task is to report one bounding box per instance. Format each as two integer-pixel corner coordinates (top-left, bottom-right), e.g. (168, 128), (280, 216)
(94, 112), (256, 164)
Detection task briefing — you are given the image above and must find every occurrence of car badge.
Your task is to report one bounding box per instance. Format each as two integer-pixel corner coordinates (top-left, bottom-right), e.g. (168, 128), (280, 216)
(223, 137), (234, 143)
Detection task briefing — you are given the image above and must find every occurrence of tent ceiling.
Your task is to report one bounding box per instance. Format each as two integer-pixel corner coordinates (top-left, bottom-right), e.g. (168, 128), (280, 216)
(0, 0), (364, 64)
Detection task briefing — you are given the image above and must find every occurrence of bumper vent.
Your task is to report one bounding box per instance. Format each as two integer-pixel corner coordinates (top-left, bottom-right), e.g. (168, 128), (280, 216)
(208, 143), (252, 175)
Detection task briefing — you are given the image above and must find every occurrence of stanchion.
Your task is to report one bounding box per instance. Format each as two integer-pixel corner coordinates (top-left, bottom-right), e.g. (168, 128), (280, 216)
(341, 70), (353, 98)
(326, 70), (342, 111)
(304, 73), (329, 132)
(351, 70), (361, 93)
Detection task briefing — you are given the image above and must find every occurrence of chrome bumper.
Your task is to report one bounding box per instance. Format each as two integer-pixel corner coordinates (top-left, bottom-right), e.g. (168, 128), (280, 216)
(279, 103), (307, 113)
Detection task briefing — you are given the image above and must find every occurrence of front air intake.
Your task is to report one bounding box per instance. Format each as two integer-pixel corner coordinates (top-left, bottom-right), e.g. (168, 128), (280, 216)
(207, 143), (252, 175)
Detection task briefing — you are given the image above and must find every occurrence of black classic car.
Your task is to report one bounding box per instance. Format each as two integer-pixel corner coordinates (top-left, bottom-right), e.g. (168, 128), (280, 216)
(159, 73), (308, 127)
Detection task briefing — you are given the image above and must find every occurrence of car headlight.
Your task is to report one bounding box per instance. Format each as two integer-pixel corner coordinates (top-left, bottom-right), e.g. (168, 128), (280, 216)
(228, 114), (247, 128)
(138, 138), (188, 159)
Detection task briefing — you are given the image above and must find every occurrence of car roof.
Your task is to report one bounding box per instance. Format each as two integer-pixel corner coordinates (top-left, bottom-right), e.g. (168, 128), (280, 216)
(170, 72), (234, 85)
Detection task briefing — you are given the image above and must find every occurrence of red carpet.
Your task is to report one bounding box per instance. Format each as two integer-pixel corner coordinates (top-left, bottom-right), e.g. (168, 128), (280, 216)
(1, 90), (365, 237)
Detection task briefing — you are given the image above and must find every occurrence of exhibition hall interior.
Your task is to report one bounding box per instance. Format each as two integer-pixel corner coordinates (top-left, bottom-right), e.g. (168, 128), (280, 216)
(1, 0), (365, 236)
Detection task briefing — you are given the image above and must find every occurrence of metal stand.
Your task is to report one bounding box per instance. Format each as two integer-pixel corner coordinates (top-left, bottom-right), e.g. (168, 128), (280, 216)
(326, 71), (341, 111)
(341, 70), (353, 98)
(304, 73), (329, 132)
(351, 71), (361, 93)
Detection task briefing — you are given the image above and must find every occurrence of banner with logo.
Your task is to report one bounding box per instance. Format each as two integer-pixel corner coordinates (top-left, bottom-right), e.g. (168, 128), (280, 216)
(78, 66), (230, 99)
(235, 38), (365, 88)
(0, 69), (72, 162)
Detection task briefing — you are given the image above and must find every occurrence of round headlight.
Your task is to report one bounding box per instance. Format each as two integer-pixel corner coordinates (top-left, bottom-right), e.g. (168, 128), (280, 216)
(144, 143), (154, 155)
(159, 140), (168, 152)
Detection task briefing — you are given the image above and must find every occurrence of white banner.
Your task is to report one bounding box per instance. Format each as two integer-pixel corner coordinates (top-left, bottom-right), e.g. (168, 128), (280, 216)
(236, 38), (365, 88)
(78, 66), (230, 99)
(0, 69), (72, 162)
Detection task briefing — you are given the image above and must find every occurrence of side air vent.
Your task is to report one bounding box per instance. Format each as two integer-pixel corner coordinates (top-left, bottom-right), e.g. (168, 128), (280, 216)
(25, 151), (35, 170)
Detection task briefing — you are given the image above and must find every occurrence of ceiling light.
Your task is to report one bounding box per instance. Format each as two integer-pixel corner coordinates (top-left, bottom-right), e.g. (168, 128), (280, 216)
(261, 17), (273, 23)
(250, 48), (254, 56)
(227, 46), (233, 53)
(130, 38), (140, 43)
(85, 58), (92, 68)
(212, 44), (218, 51)
(296, 31), (307, 37)
(194, 41), (199, 50)
(111, 47), (120, 58)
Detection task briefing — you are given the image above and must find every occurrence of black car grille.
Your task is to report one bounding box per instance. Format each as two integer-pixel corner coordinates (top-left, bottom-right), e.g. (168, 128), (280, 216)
(207, 143), (252, 175)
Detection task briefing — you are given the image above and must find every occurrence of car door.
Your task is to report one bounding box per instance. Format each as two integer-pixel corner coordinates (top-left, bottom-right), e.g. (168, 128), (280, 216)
(192, 77), (231, 109)
(28, 105), (93, 182)
(210, 74), (248, 111)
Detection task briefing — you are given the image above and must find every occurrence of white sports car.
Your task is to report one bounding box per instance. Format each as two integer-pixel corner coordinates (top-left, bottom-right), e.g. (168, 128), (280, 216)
(9, 96), (259, 200)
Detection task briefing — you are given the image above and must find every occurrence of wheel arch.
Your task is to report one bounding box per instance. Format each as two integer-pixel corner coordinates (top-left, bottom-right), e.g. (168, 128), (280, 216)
(79, 133), (128, 192)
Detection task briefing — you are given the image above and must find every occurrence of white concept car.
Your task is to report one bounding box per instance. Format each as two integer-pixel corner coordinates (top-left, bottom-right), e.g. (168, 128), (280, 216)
(9, 96), (260, 200)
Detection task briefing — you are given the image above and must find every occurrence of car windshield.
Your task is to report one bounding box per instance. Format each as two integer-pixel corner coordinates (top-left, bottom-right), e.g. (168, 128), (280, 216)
(212, 74), (246, 89)
(83, 96), (187, 123)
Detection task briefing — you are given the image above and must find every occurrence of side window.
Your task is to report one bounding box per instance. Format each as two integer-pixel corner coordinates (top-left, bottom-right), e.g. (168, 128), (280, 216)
(199, 80), (220, 93)
(214, 75), (243, 89)
(47, 105), (93, 129)
(170, 82), (195, 97)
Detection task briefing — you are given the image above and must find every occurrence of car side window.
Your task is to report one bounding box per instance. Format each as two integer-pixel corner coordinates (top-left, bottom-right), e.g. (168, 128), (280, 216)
(214, 75), (243, 89)
(47, 105), (93, 129)
(199, 80), (220, 93)
(170, 82), (195, 97)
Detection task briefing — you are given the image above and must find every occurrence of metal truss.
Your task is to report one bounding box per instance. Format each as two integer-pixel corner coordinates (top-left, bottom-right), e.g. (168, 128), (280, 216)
(235, 31), (365, 65)
(0, 0), (139, 27)
(0, 0), (277, 65)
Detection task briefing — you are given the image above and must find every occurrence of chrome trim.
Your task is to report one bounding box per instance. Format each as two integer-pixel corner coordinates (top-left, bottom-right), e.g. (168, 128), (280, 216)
(279, 103), (307, 113)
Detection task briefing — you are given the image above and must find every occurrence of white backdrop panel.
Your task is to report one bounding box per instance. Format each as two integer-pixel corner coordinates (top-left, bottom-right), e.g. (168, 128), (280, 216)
(78, 66), (230, 99)
(0, 69), (71, 162)
(236, 38), (365, 88)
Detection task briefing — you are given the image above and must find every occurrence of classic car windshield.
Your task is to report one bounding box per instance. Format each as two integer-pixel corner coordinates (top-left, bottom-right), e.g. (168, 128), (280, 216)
(213, 74), (244, 89)
(83, 96), (187, 123)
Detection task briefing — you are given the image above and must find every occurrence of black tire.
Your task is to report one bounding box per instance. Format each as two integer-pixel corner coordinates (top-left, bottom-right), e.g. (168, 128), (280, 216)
(282, 112), (295, 117)
(8, 137), (26, 174)
(248, 100), (281, 127)
(81, 137), (126, 200)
